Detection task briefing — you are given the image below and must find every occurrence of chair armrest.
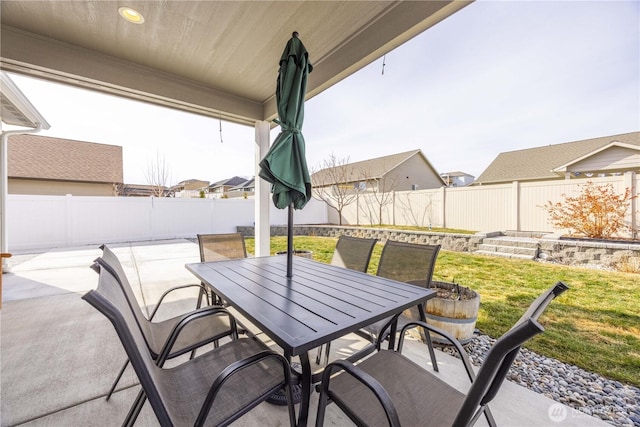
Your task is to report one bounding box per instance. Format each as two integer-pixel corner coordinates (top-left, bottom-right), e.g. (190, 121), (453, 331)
(196, 349), (294, 425)
(397, 320), (477, 383)
(321, 360), (401, 427)
(149, 283), (211, 320)
(156, 306), (238, 364)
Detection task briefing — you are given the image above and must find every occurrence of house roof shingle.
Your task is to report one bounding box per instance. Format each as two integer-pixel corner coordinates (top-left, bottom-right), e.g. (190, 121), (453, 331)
(311, 149), (428, 186)
(208, 176), (249, 189)
(476, 131), (640, 184)
(8, 134), (123, 183)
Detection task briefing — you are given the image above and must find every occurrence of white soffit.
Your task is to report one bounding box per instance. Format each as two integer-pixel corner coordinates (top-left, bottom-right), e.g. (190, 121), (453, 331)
(0, 72), (50, 130)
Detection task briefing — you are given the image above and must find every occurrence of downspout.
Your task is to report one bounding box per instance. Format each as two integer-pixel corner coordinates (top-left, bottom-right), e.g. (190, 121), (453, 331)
(1, 124), (43, 272)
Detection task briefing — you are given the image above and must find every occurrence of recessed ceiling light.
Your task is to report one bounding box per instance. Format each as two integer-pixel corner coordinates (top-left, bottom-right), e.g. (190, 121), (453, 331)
(118, 7), (145, 24)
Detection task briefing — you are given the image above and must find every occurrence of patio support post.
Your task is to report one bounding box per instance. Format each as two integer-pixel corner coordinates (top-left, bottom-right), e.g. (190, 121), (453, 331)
(1, 126), (42, 272)
(254, 121), (271, 257)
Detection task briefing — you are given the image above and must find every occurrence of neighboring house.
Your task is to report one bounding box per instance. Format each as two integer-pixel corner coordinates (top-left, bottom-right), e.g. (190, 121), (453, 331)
(120, 184), (167, 197)
(476, 131), (640, 185)
(207, 176), (250, 198)
(8, 134), (123, 196)
(224, 177), (255, 199)
(229, 177), (255, 193)
(170, 179), (209, 198)
(440, 171), (475, 187)
(311, 149), (445, 193)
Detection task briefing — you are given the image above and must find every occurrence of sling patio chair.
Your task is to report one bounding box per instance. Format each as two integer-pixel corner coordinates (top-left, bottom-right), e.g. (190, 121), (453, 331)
(329, 235), (378, 272)
(84, 262), (296, 427)
(362, 241), (441, 344)
(342, 241), (442, 370)
(315, 235), (378, 365)
(197, 233), (248, 305)
(95, 245), (238, 401)
(316, 281), (569, 427)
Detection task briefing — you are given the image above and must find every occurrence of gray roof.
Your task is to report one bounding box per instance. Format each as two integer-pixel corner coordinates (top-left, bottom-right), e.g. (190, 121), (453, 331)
(8, 134), (123, 184)
(208, 176), (248, 189)
(312, 149), (429, 185)
(476, 131), (640, 184)
(440, 171), (473, 177)
(229, 177), (255, 191)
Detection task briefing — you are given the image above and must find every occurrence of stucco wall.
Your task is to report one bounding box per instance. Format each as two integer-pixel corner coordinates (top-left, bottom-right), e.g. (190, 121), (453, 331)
(9, 178), (115, 196)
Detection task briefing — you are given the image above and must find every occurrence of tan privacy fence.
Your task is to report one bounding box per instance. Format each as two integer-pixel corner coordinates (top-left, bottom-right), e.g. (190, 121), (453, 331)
(333, 173), (639, 237)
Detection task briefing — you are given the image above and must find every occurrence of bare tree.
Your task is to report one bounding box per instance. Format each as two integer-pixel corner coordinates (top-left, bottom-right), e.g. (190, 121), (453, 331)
(396, 191), (434, 228)
(146, 151), (171, 197)
(358, 165), (401, 226)
(311, 154), (362, 225)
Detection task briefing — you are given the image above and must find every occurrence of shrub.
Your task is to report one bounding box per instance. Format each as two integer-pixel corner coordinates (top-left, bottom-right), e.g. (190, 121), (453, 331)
(542, 181), (636, 238)
(615, 255), (640, 274)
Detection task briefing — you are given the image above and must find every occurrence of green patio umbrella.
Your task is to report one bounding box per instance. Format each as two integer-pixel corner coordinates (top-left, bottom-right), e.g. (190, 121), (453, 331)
(259, 32), (313, 278)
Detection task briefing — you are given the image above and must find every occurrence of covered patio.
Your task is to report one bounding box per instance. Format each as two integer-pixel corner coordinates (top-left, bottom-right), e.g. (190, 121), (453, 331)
(0, 2), (615, 426)
(0, 0), (472, 258)
(0, 239), (607, 426)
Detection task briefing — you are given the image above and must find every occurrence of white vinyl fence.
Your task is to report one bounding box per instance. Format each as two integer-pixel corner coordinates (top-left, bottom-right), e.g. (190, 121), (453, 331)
(6, 173), (638, 251)
(6, 195), (328, 251)
(336, 173), (639, 237)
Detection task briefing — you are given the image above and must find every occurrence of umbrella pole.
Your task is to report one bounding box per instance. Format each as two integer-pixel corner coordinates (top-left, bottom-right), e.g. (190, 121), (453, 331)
(287, 202), (293, 278)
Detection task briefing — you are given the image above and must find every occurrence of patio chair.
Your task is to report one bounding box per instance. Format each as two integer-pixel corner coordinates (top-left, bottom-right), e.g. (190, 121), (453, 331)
(316, 281), (569, 427)
(84, 262), (296, 427)
(197, 233), (248, 304)
(348, 241), (441, 372)
(96, 245), (238, 401)
(316, 236), (378, 365)
(329, 235), (378, 272)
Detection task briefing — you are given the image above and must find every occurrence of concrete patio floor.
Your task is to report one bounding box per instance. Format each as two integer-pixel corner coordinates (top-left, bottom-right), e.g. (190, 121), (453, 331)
(0, 239), (610, 426)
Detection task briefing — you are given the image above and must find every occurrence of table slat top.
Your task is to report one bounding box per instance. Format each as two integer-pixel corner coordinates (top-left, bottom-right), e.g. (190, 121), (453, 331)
(186, 256), (435, 355)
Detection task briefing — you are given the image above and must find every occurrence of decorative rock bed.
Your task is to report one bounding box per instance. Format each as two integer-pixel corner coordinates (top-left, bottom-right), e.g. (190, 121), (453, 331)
(439, 334), (640, 426)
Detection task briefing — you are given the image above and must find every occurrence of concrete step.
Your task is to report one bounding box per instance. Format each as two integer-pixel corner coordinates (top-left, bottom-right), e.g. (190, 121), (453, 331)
(475, 250), (537, 261)
(477, 244), (538, 257)
(475, 235), (540, 260)
(483, 236), (540, 249)
(504, 230), (551, 239)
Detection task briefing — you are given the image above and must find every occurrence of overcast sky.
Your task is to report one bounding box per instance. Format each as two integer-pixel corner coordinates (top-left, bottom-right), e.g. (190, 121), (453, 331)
(7, 0), (640, 185)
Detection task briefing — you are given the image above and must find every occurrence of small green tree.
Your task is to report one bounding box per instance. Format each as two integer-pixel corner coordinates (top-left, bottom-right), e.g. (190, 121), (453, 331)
(542, 181), (636, 238)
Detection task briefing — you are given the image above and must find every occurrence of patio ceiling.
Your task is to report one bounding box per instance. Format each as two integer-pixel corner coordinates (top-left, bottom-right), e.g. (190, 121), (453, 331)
(0, 0), (471, 127)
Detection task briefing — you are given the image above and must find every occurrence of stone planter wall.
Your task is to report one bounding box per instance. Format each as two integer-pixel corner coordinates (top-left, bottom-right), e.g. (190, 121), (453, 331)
(236, 225), (640, 271)
(539, 236), (640, 269)
(236, 225), (484, 252)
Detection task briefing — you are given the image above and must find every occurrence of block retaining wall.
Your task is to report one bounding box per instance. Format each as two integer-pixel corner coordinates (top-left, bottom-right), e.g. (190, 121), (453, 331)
(539, 236), (640, 269)
(237, 225), (640, 271)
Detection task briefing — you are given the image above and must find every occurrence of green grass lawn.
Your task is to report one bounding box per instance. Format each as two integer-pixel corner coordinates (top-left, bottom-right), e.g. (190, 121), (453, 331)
(245, 236), (640, 387)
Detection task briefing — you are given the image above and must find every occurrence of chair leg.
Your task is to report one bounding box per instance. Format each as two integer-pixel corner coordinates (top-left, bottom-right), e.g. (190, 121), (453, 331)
(418, 305), (439, 372)
(316, 388), (329, 427)
(106, 359), (129, 400)
(482, 405), (497, 427)
(315, 343), (331, 366)
(123, 388), (147, 427)
(196, 287), (210, 309)
(422, 330), (439, 372)
(324, 342), (331, 365)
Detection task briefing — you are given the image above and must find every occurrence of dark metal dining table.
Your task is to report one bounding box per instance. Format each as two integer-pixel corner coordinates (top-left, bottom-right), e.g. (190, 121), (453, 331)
(186, 255), (436, 427)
